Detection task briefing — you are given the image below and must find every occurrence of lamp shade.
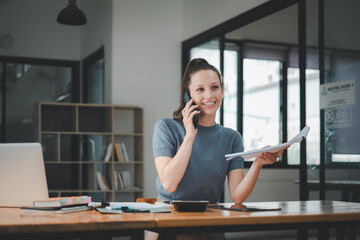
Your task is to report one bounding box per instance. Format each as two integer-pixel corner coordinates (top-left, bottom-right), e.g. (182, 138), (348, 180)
(57, 0), (87, 26)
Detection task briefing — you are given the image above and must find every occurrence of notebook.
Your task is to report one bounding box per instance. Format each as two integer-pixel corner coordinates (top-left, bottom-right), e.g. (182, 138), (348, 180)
(0, 143), (49, 207)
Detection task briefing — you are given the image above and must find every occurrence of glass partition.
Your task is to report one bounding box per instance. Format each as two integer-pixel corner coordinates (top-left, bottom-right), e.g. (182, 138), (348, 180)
(182, 0), (360, 238)
(322, 0), (360, 202)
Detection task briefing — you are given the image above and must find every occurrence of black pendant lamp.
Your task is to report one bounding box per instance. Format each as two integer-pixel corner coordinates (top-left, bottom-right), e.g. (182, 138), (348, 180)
(57, 0), (87, 26)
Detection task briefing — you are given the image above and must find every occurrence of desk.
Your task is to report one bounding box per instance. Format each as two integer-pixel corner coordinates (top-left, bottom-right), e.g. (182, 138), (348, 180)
(1, 201), (360, 240)
(150, 201), (360, 240)
(0, 207), (155, 240)
(295, 180), (360, 202)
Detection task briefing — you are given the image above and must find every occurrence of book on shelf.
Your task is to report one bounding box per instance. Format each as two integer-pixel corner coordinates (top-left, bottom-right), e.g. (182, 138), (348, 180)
(113, 170), (119, 190)
(116, 171), (125, 189)
(33, 196), (92, 207)
(96, 172), (110, 190)
(114, 143), (123, 162)
(22, 205), (91, 214)
(120, 142), (129, 162)
(118, 170), (140, 190)
(103, 143), (113, 162)
(119, 170), (131, 188)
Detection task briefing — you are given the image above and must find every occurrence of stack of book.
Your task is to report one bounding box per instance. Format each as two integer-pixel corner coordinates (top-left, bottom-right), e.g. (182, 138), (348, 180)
(21, 196), (92, 214)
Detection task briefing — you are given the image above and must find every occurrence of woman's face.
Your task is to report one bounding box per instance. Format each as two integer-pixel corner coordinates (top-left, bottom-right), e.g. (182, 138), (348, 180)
(188, 70), (223, 117)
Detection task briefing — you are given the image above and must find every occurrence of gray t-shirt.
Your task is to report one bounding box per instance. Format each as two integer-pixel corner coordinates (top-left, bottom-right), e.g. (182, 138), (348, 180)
(153, 118), (244, 203)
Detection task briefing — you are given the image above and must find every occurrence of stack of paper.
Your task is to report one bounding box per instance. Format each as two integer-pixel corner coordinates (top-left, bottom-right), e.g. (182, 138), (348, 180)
(225, 125), (310, 160)
(96, 202), (171, 214)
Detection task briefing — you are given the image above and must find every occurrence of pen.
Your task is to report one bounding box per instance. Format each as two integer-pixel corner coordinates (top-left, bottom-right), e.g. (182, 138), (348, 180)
(88, 202), (111, 208)
(106, 206), (150, 213)
(109, 206), (128, 210)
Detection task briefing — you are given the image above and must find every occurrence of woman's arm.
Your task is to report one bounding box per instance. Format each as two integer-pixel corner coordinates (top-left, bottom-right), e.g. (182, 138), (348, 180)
(228, 150), (285, 203)
(155, 100), (200, 192)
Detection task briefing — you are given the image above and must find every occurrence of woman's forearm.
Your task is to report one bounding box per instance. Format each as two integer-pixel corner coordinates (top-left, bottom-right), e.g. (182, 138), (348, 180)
(156, 135), (195, 192)
(231, 161), (263, 203)
(230, 149), (283, 203)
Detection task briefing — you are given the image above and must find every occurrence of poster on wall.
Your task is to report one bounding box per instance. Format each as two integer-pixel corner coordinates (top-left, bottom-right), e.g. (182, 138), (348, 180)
(320, 79), (355, 109)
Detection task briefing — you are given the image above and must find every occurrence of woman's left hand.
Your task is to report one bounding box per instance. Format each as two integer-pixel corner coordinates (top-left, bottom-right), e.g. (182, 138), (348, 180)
(254, 146), (288, 166)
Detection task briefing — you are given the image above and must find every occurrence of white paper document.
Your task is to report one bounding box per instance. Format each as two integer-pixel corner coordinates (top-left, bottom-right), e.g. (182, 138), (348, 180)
(225, 125), (310, 161)
(106, 202), (171, 213)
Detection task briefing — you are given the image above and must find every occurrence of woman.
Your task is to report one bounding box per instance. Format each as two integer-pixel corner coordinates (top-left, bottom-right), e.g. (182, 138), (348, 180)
(149, 58), (285, 239)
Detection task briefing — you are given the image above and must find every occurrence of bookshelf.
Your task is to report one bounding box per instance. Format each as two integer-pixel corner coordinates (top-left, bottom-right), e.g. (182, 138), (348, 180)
(35, 102), (144, 202)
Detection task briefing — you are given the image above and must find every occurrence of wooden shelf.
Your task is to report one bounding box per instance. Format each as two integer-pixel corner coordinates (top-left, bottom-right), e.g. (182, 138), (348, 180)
(42, 131), (114, 135)
(36, 102), (144, 202)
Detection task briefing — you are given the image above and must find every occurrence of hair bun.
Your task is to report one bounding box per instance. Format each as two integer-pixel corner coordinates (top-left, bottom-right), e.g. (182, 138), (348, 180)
(189, 58), (209, 66)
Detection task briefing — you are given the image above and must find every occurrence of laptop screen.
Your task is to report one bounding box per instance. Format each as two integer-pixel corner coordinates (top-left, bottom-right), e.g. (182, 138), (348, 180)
(0, 143), (49, 207)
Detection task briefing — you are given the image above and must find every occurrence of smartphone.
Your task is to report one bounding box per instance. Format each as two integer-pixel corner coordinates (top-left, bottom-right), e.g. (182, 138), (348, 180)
(184, 92), (199, 129)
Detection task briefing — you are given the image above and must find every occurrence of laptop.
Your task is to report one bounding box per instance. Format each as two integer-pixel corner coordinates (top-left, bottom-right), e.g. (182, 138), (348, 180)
(0, 143), (49, 207)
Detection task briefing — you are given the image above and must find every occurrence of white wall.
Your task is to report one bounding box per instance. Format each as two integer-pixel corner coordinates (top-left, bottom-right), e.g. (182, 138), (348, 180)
(0, 0), (80, 59)
(181, 0), (268, 40)
(226, 4), (298, 44)
(111, 0), (183, 198)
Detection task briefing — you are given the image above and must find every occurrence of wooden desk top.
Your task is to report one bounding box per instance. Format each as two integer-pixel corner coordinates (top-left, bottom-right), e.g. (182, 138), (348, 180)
(0, 208), (155, 235)
(1, 201), (360, 235)
(152, 201), (360, 228)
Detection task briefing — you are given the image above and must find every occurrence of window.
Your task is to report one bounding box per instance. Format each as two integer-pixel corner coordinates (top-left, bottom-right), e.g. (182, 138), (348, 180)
(223, 50), (238, 130)
(287, 68), (320, 165)
(0, 56), (79, 143)
(243, 59), (281, 158)
(83, 47), (105, 104)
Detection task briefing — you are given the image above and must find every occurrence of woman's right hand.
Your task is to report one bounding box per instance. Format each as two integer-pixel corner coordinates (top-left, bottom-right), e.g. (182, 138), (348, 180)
(182, 99), (200, 138)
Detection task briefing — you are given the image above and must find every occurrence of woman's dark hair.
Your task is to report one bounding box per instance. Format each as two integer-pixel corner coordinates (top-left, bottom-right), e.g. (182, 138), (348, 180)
(173, 58), (223, 120)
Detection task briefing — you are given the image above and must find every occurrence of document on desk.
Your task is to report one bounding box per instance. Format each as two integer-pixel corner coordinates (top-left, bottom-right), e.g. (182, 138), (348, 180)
(226, 125), (310, 160)
(97, 202), (171, 214)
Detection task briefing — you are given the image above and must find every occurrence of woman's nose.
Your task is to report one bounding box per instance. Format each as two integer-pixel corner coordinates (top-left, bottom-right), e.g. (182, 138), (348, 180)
(204, 90), (213, 99)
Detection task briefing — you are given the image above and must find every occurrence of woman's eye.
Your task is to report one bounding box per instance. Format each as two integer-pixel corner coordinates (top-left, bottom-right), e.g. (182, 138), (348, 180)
(212, 86), (219, 90)
(196, 88), (204, 92)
